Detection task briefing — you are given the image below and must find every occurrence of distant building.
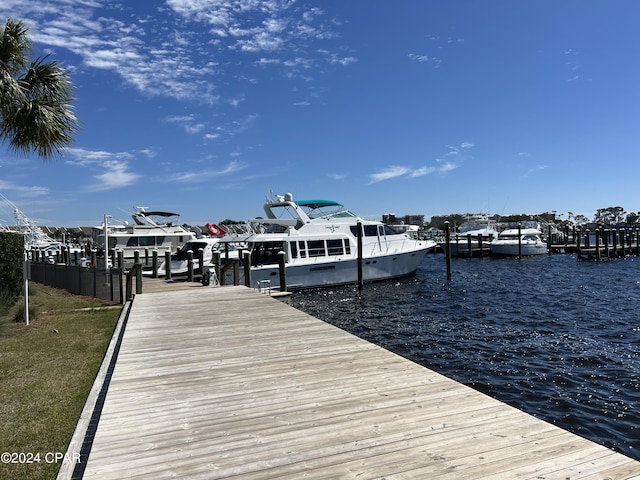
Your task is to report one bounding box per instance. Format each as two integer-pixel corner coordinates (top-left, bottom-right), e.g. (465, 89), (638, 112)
(382, 213), (425, 226)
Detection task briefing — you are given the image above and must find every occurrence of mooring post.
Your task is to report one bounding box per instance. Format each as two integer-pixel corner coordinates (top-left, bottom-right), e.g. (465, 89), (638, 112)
(517, 224), (522, 259)
(187, 250), (194, 282)
(244, 251), (252, 288)
(232, 260), (239, 286)
(197, 248), (204, 280)
(357, 220), (363, 289)
(164, 250), (172, 281)
(595, 230), (601, 261)
(444, 222), (452, 281)
(135, 262), (142, 294)
(547, 224), (552, 255)
(152, 250), (158, 278)
(213, 251), (221, 285)
(278, 251), (287, 292)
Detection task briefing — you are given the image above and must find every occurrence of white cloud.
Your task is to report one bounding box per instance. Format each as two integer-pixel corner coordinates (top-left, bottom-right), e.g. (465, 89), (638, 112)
(438, 162), (458, 173)
(328, 173), (348, 180)
(368, 143), (472, 183)
(0, 180), (50, 197)
(89, 160), (141, 191)
(63, 147), (141, 191)
(169, 161), (247, 183)
(408, 53), (429, 63)
(1, 0), (351, 105)
(410, 166), (436, 177)
(369, 166), (411, 184)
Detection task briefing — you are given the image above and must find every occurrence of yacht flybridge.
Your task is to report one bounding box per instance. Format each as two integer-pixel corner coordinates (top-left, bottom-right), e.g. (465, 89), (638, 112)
(220, 193), (436, 290)
(94, 207), (196, 267)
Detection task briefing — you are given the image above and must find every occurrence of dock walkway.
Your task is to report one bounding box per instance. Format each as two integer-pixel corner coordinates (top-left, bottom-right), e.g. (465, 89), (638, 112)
(60, 285), (640, 479)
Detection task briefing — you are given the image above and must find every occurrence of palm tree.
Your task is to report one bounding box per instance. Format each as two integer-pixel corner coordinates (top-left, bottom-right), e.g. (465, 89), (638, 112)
(0, 18), (78, 159)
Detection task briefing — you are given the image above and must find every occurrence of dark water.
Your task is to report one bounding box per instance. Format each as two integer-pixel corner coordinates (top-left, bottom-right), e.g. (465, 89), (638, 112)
(290, 253), (640, 461)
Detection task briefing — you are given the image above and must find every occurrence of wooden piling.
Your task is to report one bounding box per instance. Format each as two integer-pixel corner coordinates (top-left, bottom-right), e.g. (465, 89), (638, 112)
(164, 251), (172, 281)
(152, 250), (158, 278)
(278, 251), (287, 292)
(357, 221), (363, 289)
(243, 251), (252, 288)
(187, 251), (194, 282)
(444, 222), (452, 281)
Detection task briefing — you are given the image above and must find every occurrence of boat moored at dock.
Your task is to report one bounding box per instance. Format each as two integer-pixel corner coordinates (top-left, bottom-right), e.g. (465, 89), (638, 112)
(94, 207), (196, 268)
(443, 214), (499, 257)
(490, 221), (548, 257)
(220, 192), (436, 290)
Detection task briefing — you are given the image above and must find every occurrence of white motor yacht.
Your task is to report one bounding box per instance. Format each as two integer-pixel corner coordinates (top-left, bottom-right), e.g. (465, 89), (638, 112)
(446, 215), (499, 257)
(220, 192), (436, 290)
(94, 207), (196, 268)
(490, 221), (548, 257)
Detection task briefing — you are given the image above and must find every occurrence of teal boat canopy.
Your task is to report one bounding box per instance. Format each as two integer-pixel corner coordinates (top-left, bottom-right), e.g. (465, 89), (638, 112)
(295, 199), (342, 209)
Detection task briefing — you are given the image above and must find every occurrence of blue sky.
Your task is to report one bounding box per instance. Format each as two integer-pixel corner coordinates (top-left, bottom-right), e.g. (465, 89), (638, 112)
(1, 0), (639, 227)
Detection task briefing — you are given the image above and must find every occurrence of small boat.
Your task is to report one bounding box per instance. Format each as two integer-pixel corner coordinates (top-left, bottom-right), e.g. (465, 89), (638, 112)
(154, 235), (223, 276)
(219, 192), (437, 290)
(490, 221), (548, 257)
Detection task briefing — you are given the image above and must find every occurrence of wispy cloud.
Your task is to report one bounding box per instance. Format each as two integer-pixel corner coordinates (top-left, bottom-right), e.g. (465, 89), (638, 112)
(64, 147), (141, 191)
(90, 160), (142, 192)
(564, 48), (590, 82)
(328, 172), (348, 181)
(164, 115), (205, 134)
(1, 1), (352, 105)
(407, 34), (463, 69)
(166, 161), (247, 183)
(368, 142), (472, 183)
(0, 180), (50, 197)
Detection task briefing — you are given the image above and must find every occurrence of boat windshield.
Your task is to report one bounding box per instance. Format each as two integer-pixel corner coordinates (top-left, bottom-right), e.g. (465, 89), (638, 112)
(296, 200), (357, 220)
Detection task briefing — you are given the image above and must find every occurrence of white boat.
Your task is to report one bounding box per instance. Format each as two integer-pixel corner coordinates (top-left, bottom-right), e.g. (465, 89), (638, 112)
(490, 221), (548, 257)
(94, 207), (196, 268)
(154, 235), (223, 276)
(446, 215), (499, 257)
(220, 192), (436, 290)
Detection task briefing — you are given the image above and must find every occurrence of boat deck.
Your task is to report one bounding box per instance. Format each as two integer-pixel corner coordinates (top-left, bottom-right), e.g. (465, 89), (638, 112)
(59, 285), (640, 479)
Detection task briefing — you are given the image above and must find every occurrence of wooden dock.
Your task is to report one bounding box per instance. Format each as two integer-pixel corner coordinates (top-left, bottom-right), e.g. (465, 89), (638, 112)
(59, 285), (640, 479)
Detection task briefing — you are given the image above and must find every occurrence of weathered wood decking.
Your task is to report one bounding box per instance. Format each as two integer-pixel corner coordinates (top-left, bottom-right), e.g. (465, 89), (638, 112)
(60, 285), (640, 479)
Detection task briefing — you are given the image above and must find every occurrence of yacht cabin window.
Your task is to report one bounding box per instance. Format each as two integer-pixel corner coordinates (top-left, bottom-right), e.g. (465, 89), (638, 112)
(289, 239), (350, 259)
(250, 241), (285, 265)
(125, 235), (166, 247)
(349, 225), (398, 237)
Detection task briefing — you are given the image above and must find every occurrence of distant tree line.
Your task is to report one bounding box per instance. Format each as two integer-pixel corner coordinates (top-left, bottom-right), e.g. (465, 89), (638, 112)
(427, 206), (640, 231)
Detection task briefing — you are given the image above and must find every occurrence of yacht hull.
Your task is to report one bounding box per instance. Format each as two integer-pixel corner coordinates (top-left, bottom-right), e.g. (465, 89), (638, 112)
(490, 241), (547, 257)
(245, 247), (431, 290)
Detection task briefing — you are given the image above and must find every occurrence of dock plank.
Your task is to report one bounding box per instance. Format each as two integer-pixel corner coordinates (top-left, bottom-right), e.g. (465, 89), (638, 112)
(63, 286), (640, 479)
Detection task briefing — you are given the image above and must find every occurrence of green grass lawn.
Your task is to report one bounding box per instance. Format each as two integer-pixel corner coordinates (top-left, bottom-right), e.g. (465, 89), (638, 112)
(0, 284), (120, 480)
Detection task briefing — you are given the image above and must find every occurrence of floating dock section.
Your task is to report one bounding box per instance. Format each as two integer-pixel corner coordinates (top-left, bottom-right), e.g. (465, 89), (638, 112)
(60, 286), (640, 479)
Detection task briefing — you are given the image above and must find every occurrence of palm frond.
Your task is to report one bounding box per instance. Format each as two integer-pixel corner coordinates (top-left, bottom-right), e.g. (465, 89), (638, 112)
(0, 19), (79, 159)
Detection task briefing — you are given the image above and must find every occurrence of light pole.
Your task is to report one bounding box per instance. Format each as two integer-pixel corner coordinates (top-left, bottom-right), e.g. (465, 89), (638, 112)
(104, 214), (112, 285)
